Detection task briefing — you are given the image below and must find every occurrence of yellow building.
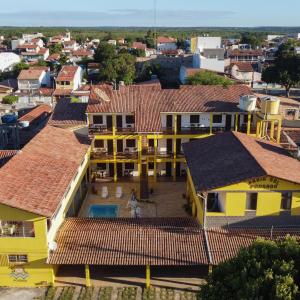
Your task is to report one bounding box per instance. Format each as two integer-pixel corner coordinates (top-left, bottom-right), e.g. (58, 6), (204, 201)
(183, 131), (300, 227)
(0, 126), (90, 287)
(87, 84), (278, 190)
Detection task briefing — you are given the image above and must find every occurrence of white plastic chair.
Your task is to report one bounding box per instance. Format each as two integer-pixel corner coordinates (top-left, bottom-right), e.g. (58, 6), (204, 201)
(101, 186), (108, 198)
(116, 186), (123, 198)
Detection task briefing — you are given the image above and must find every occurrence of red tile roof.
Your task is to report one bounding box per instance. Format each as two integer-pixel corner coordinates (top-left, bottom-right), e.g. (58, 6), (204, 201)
(207, 227), (300, 265)
(53, 88), (73, 96)
(18, 68), (45, 80)
(87, 84), (251, 132)
(18, 104), (52, 124)
(72, 49), (93, 57)
(231, 61), (254, 72)
(48, 218), (209, 266)
(183, 131), (300, 191)
(228, 49), (263, 57)
(157, 36), (177, 44)
(132, 42), (147, 50)
(56, 65), (80, 81)
(0, 126), (90, 217)
(0, 150), (19, 168)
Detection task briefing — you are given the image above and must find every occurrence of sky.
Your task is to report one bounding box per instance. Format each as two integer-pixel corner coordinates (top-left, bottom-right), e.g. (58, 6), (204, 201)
(0, 0), (299, 27)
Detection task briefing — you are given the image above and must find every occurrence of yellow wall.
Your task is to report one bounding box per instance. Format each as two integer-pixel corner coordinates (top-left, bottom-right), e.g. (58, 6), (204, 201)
(226, 192), (246, 216)
(256, 192), (281, 216)
(0, 205), (53, 287)
(292, 193), (300, 216)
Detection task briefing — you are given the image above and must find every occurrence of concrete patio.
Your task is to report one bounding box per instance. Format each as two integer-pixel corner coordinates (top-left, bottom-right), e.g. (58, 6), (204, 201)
(78, 181), (189, 218)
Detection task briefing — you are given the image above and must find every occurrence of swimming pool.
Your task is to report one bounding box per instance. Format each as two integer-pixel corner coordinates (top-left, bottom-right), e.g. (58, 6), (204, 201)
(88, 204), (119, 218)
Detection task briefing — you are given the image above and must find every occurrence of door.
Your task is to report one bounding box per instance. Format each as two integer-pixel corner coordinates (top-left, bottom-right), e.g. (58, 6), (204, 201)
(166, 162), (172, 177)
(117, 140), (123, 153)
(176, 162), (181, 177)
(176, 115), (182, 132)
(167, 139), (173, 154)
(106, 115), (113, 130)
(107, 140), (113, 154)
(109, 163), (114, 177)
(166, 115), (173, 129)
(225, 115), (232, 131)
(176, 139), (182, 154)
(116, 115), (123, 129)
(117, 163), (123, 178)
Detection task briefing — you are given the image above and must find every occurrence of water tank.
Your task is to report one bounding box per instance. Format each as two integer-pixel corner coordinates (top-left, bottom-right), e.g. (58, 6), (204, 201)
(238, 95), (257, 112)
(1, 114), (17, 124)
(19, 120), (30, 128)
(261, 97), (280, 115)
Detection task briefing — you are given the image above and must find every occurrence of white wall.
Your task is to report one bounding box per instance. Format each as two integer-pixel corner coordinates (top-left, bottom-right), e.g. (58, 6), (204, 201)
(193, 54), (225, 73)
(195, 37), (221, 52)
(0, 52), (21, 72)
(73, 67), (83, 90)
(157, 42), (177, 52)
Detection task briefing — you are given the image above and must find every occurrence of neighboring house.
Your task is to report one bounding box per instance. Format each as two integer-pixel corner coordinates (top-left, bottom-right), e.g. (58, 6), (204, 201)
(63, 40), (79, 55)
(70, 49), (94, 62)
(49, 31), (71, 44)
(54, 65), (83, 99)
(227, 49), (264, 62)
(22, 32), (43, 42)
(157, 36), (177, 52)
(17, 67), (51, 93)
(190, 36), (222, 53)
(0, 85), (14, 101)
(17, 44), (49, 62)
(192, 51), (228, 73)
(228, 61), (262, 86)
(0, 52), (21, 72)
(107, 40), (117, 46)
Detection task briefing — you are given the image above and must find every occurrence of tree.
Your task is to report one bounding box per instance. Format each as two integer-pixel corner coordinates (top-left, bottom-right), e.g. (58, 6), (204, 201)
(240, 32), (264, 49)
(262, 41), (300, 97)
(200, 237), (300, 300)
(13, 62), (29, 78)
(2, 95), (18, 105)
(94, 42), (116, 63)
(49, 43), (62, 55)
(186, 71), (233, 87)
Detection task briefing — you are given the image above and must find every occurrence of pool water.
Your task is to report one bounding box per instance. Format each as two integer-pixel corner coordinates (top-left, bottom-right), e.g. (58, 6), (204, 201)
(89, 204), (119, 218)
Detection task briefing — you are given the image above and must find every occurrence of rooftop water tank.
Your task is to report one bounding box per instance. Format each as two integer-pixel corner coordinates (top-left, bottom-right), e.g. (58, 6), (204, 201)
(238, 95), (257, 112)
(1, 114), (17, 124)
(19, 120), (30, 128)
(261, 97), (280, 115)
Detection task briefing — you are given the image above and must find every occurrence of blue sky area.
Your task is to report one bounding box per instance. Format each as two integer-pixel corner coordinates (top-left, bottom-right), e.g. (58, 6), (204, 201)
(0, 0), (299, 27)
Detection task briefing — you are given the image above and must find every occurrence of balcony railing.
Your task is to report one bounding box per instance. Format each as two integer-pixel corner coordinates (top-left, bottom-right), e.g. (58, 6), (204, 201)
(89, 125), (113, 135)
(91, 149), (139, 160)
(89, 125), (136, 135)
(0, 221), (35, 238)
(177, 126), (224, 134)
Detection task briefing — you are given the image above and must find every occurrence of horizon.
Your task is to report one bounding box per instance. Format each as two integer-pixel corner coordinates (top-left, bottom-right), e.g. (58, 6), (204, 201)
(1, 0), (300, 27)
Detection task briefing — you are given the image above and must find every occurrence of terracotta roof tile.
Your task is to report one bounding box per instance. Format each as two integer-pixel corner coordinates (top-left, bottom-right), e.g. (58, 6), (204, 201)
(207, 227), (300, 265)
(0, 126), (90, 217)
(18, 69), (45, 80)
(88, 84), (251, 133)
(18, 104), (52, 124)
(0, 150), (19, 168)
(48, 218), (208, 266)
(56, 66), (80, 81)
(183, 131), (300, 191)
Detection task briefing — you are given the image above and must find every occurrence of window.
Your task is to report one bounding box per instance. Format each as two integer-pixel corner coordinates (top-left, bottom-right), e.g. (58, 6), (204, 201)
(126, 115), (135, 124)
(285, 109), (296, 117)
(213, 115), (223, 123)
(190, 115), (200, 124)
(207, 193), (221, 212)
(126, 139), (136, 148)
(148, 139), (154, 147)
(94, 140), (104, 148)
(93, 115), (103, 124)
(281, 192), (292, 210)
(97, 163), (106, 170)
(125, 163), (134, 170)
(246, 193), (257, 210)
(8, 254), (28, 264)
(148, 162), (154, 170)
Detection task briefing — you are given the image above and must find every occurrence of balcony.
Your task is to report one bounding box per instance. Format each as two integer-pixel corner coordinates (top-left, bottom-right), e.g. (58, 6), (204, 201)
(177, 126), (224, 135)
(0, 221), (35, 238)
(91, 148), (139, 160)
(116, 126), (136, 134)
(89, 124), (113, 135)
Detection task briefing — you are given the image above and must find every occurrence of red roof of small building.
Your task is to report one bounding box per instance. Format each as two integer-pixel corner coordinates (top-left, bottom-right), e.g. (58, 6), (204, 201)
(132, 42), (147, 50)
(18, 68), (45, 80)
(72, 49), (93, 57)
(56, 65), (79, 81)
(157, 36), (177, 44)
(18, 104), (52, 124)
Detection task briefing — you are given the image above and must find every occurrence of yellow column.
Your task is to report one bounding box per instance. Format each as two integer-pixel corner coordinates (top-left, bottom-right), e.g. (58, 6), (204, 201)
(234, 113), (238, 132)
(247, 113), (251, 135)
(174, 114), (177, 135)
(85, 265), (91, 287)
(209, 113), (213, 134)
(208, 265), (213, 274)
(146, 264), (151, 288)
(256, 120), (261, 138)
(138, 136), (142, 177)
(270, 120), (275, 141)
(113, 137), (117, 182)
(154, 138), (158, 182)
(276, 119), (282, 144)
(112, 114), (116, 136)
(173, 138), (176, 181)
